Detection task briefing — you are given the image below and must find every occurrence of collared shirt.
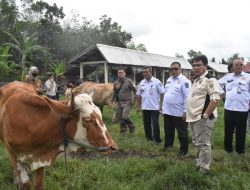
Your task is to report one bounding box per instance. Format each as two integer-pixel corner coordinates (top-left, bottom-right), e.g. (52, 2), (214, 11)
(162, 74), (191, 117)
(112, 78), (136, 102)
(186, 71), (221, 122)
(136, 76), (165, 110)
(218, 71), (250, 111)
(45, 79), (57, 96)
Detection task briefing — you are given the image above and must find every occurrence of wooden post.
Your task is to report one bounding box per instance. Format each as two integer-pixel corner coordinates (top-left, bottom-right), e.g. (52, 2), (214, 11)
(162, 69), (165, 86)
(153, 67), (156, 77)
(80, 63), (83, 79)
(104, 62), (108, 83)
(133, 67), (136, 84)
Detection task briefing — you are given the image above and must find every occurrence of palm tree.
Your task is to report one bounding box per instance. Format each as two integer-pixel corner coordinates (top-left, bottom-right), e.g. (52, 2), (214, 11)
(3, 27), (46, 80)
(49, 60), (70, 80)
(0, 46), (12, 80)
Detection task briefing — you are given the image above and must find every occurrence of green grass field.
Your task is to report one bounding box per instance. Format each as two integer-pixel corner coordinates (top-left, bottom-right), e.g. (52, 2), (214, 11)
(1, 105), (250, 190)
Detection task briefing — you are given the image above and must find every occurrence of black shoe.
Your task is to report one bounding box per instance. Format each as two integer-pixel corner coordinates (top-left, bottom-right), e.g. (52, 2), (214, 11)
(129, 125), (135, 133)
(178, 151), (188, 158)
(161, 146), (173, 151)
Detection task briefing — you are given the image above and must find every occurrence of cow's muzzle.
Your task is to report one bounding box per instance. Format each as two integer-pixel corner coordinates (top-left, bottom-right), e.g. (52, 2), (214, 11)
(96, 142), (117, 152)
(96, 145), (117, 152)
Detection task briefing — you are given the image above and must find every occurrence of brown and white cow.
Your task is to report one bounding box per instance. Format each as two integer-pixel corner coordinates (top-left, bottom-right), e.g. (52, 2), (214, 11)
(65, 82), (114, 107)
(65, 81), (119, 123)
(0, 81), (117, 190)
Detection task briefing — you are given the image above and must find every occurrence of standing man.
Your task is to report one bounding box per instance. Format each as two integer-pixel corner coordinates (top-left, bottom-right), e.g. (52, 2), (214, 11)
(136, 66), (165, 143)
(24, 66), (42, 94)
(186, 55), (220, 174)
(218, 59), (250, 154)
(243, 61), (250, 136)
(45, 73), (58, 100)
(162, 62), (190, 156)
(112, 68), (137, 134)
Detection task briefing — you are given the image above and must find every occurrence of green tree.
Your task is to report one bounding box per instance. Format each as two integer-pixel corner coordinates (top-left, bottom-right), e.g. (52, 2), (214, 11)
(49, 61), (70, 79)
(3, 27), (46, 80)
(175, 53), (184, 58)
(98, 15), (133, 48)
(187, 49), (203, 63)
(221, 58), (227, 65)
(0, 45), (18, 81)
(0, 0), (19, 43)
(127, 42), (147, 52)
(227, 53), (244, 64)
(29, 1), (65, 56)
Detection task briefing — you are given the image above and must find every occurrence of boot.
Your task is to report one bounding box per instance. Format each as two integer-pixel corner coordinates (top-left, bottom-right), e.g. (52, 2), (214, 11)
(124, 119), (135, 133)
(120, 120), (127, 134)
(128, 124), (135, 133)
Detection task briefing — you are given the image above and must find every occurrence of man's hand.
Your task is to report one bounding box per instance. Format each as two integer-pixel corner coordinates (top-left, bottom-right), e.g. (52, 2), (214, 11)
(182, 112), (186, 121)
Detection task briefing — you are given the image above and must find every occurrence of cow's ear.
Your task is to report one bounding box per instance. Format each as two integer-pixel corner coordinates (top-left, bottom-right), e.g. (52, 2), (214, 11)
(88, 89), (95, 97)
(70, 91), (75, 110)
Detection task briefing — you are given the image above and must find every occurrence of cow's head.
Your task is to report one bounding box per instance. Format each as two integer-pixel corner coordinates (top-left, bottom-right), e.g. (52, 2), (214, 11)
(64, 88), (75, 104)
(68, 93), (117, 152)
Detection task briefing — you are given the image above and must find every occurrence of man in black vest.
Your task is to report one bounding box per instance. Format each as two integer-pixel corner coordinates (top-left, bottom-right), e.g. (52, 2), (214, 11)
(186, 55), (221, 174)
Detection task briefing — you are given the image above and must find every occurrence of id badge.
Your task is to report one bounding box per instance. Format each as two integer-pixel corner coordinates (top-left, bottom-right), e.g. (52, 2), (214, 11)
(237, 87), (241, 94)
(149, 88), (153, 95)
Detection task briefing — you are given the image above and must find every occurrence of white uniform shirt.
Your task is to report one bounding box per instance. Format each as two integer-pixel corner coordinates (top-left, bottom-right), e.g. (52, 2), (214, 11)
(136, 77), (165, 110)
(162, 74), (191, 117)
(218, 71), (250, 112)
(45, 79), (57, 96)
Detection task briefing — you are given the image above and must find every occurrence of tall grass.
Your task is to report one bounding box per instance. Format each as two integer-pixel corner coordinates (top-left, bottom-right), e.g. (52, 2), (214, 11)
(0, 105), (250, 189)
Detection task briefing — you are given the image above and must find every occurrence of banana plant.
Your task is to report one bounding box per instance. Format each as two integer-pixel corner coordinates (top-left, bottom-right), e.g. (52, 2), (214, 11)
(2, 26), (46, 80)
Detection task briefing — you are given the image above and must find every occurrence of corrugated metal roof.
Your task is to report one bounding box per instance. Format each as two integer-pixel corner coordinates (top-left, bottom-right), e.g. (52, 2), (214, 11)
(208, 62), (228, 73)
(97, 44), (192, 69)
(68, 44), (192, 69)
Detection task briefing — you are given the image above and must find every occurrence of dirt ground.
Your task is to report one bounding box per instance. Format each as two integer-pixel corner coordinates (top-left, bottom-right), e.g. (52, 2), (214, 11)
(69, 149), (164, 160)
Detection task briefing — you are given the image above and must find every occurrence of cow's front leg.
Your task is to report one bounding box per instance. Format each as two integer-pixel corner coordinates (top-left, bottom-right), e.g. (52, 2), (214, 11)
(7, 150), (30, 189)
(33, 167), (45, 190)
(17, 162), (31, 190)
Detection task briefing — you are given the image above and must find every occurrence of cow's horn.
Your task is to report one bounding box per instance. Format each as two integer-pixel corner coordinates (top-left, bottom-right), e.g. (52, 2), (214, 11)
(88, 89), (95, 97)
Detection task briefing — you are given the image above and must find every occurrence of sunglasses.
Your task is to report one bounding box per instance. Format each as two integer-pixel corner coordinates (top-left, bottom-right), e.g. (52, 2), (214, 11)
(192, 64), (204, 67)
(170, 68), (179, 71)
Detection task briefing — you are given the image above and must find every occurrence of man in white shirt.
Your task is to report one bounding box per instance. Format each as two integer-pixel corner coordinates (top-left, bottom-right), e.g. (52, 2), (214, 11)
(218, 59), (250, 154)
(162, 62), (190, 156)
(45, 74), (57, 100)
(136, 66), (165, 143)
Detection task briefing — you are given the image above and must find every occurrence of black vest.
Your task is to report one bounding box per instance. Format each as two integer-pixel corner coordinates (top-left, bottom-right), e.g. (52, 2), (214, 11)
(201, 73), (215, 120)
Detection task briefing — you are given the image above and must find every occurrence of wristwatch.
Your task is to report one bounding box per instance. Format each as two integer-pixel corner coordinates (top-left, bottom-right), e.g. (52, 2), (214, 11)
(203, 113), (209, 119)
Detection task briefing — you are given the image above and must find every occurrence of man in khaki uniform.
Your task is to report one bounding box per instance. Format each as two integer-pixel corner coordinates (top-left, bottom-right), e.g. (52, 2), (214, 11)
(186, 55), (220, 174)
(23, 66), (42, 94)
(112, 68), (137, 134)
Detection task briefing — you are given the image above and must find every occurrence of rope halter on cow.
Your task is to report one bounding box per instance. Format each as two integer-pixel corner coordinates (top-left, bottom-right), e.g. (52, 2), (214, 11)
(60, 117), (69, 175)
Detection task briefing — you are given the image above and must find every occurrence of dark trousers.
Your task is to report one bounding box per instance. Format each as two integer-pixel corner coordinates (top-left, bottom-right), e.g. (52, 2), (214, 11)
(47, 95), (57, 100)
(224, 109), (248, 154)
(142, 110), (161, 143)
(164, 114), (188, 153)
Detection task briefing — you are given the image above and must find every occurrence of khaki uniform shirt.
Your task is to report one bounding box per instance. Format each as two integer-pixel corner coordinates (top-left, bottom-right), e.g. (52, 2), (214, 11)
(186, 71), (220, 122)
(112, 78), (136, 102)
(24, 75), (42, 94)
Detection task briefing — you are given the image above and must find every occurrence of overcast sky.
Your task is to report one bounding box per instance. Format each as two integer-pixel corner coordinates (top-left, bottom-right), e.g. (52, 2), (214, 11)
(44, 0), (250, 61)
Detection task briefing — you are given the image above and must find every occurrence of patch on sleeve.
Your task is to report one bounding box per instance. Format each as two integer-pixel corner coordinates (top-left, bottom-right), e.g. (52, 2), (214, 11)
(208, 80), (214, 88)
(184, 82), (189, 88)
